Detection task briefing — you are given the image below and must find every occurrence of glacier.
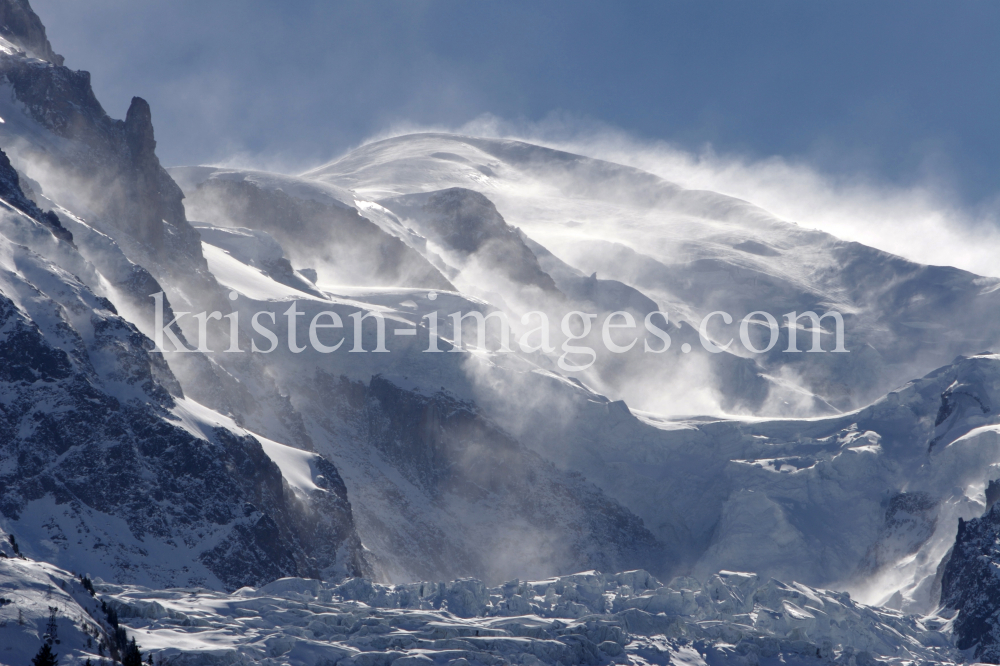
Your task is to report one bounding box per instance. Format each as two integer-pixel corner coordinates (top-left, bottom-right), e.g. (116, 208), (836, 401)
(0, 552), (967, 666)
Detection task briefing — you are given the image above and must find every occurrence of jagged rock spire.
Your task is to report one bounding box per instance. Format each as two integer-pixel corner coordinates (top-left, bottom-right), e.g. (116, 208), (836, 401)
(0, 0), (63, 65)
(124, 96), (167, 249)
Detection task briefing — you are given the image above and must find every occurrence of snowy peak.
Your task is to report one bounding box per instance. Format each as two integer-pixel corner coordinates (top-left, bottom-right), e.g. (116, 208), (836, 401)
(304, 131), (1000, 415)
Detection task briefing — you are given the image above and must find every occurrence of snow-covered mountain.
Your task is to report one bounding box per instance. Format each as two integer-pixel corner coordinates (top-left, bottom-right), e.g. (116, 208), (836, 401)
(168, 137), (1000, 608)
(5, 0), (1000, 662)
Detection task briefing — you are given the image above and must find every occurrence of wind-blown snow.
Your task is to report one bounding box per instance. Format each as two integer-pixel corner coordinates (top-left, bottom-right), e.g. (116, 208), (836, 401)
(257, 436), (324, 496)
(201, 242), (316, 301)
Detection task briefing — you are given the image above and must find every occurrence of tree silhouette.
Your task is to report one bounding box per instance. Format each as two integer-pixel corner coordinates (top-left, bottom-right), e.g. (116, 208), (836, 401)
(31, 643), (58, 666)
(79, 574), (96, 596)
(121, 637), (142, 666)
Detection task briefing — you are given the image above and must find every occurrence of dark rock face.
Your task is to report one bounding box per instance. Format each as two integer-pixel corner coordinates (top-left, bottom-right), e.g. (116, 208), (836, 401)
(0, 0), (63, 64)
(940, 502), (1000, 662)
(0, 43), (200, 258)
(0, 146), (73, 244)
(381, 188), (560, 294)
(187, 177), (453, 290)
(858, 492), (938, 579)
(931, 370), (993, 450)
(121, 96), (180, 250)
(0, 255), (367, 590)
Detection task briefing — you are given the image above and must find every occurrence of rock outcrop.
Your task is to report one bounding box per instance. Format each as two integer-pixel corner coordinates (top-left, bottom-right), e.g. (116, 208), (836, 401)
(0, 0), (62, 64)
(381, 187), (560, 293)
(0, 146), (72, 243)
(941, 502), (1000, 663)
(0, 1), (200, 259)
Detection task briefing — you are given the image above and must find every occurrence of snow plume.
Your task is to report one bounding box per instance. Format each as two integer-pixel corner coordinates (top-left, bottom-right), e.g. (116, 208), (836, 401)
(575, 145), (1000, 280)
(302, 117), (1000, 420)
(177, 169), (454, 292)
(371, 113), (1000, 280)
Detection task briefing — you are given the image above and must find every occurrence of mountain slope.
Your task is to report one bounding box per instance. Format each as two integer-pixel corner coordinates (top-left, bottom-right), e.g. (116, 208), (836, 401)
(169, 139), (1000, 605)
(0, 183), (368, 589)
(0, 0), (370, 590)
(306, 133), (1000, 415)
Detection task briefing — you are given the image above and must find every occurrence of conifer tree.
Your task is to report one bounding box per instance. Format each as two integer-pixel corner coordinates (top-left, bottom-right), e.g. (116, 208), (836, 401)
(122, 637), (143, 666)
(31, 643), (58, 666)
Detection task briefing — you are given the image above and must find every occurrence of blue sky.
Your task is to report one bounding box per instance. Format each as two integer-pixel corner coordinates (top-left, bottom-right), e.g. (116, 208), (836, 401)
(33, 0), (1000, 205)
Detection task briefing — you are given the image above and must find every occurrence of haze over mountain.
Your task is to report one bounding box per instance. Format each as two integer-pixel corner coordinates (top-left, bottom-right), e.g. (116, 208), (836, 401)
(3, 1), (1000, 664)
(31, 0), (1000, 207)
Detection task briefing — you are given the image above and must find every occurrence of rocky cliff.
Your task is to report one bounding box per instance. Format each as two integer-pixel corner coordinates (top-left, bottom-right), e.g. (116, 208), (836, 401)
(0, 0), (200, 259)
(941, 503), (1000, 662)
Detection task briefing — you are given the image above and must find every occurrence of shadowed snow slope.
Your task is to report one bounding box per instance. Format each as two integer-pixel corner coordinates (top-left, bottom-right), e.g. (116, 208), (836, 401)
(0, 553), (112, 666)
